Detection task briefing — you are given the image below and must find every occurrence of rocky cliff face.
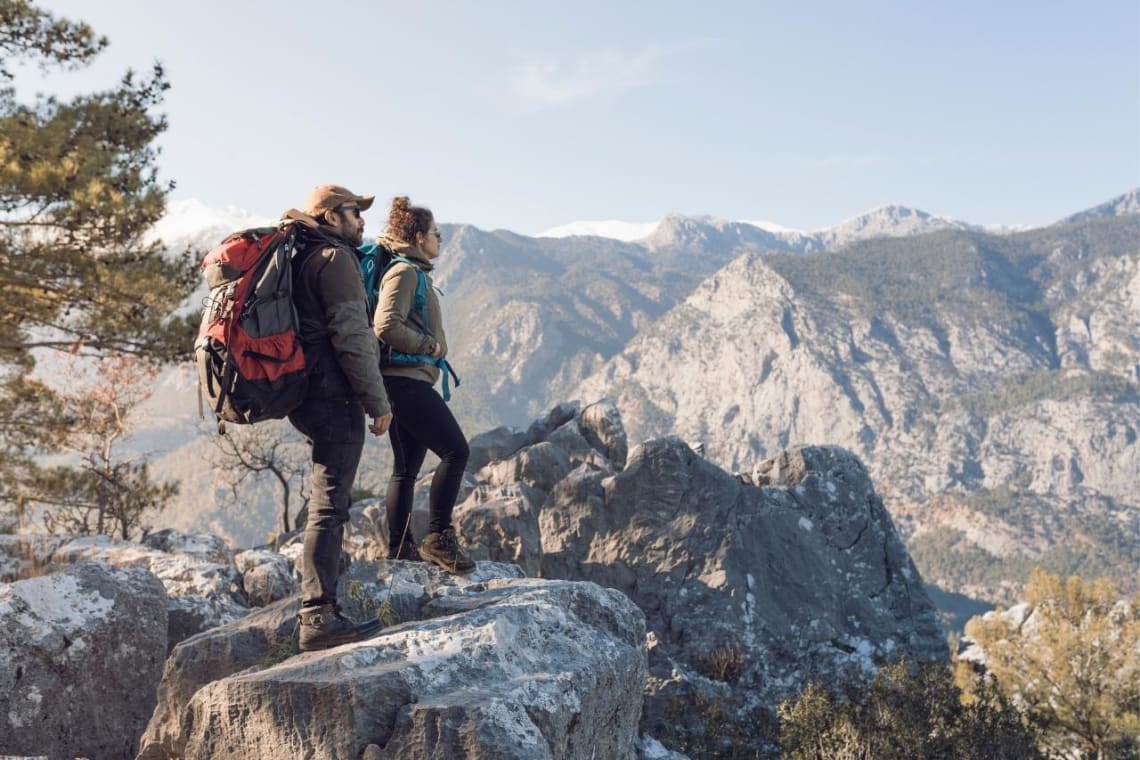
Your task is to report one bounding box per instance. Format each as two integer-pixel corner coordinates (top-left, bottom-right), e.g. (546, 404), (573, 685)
(573, 216), (1140, 606)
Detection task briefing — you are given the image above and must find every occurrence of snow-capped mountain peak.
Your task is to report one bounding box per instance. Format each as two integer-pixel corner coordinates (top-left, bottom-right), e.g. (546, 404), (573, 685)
(147, 199), (273, 249)
(536, 219), (660, 242)
(740, 219), (805, 235)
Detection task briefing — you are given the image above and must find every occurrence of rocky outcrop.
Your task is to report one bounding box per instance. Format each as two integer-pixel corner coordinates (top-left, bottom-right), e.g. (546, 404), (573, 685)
(1, 397), (948, 758)
(138, 561), (646, 760)
(540, 437), (945, 737)
(442, 402), (946, 748)
(26, 532), (247, 649)
(0, 562), (168, 760)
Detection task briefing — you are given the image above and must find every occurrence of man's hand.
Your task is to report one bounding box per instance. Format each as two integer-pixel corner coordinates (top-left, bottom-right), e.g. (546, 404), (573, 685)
(369, 413), (393, 436)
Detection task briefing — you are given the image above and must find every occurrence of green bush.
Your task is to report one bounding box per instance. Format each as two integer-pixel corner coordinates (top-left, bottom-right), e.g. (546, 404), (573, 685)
(778, 661), (1042, 760)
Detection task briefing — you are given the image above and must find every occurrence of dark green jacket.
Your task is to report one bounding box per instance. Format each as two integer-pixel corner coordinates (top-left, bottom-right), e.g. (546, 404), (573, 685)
(283, 209), (390, 418)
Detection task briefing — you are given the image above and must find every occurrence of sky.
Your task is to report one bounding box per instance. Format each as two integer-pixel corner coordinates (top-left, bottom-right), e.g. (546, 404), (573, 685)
(16, 0), (1140, 234)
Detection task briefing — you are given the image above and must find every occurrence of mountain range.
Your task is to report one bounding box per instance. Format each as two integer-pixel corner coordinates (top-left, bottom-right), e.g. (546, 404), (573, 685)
(134, 189), (1139, 618)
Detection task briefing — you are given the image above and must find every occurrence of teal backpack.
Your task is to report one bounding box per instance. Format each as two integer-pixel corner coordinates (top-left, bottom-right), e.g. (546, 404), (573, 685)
(357, 243), (460, 401)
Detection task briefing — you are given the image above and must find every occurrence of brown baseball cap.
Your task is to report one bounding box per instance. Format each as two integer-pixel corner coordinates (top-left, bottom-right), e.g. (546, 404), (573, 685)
(302, 184), (376, 216)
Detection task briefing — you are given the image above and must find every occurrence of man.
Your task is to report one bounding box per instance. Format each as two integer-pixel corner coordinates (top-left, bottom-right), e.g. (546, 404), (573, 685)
(283, 184), (393, 651)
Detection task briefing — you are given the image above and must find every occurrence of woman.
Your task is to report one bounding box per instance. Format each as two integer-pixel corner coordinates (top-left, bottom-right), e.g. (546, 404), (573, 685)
(373, 196), (473, 573)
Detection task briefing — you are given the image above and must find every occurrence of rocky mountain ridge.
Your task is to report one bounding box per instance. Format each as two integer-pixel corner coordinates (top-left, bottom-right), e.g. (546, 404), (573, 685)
(572, 214), (1140, 606)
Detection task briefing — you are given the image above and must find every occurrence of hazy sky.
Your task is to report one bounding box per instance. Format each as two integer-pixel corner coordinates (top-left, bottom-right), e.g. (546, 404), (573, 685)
(20, 1), (1140, 233)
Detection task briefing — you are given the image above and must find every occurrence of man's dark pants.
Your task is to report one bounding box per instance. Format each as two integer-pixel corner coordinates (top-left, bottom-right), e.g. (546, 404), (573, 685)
(288, 397), (365, 609)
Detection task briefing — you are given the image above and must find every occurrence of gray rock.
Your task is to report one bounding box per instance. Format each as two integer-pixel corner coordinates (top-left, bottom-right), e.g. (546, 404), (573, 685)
(454, 483), (545, 576)
(139, 565), (643, 760)
(638, 735), (691, 759)
(537, 435), (945, 735)
(546, 419), (616, 473)
(142, 529), (232, 564)
(480, 440), (573, 494)
(526, 401), (581, 444)
(49, 534), (247, 649)
(580, 398), (629, 468)
(468, 425), (530, 471)
(190, 580), (641, 759)
(137, 561), (527, 758)
(234, 549), (298, 607)
(0, 561), (167, 760)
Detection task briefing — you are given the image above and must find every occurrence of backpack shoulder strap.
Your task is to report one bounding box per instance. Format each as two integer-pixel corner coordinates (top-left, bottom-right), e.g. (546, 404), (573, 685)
(386, 255), (429, 330)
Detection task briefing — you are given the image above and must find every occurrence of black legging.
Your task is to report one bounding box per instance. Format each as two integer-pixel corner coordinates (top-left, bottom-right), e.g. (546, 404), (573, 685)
(383, 375), (470, 545)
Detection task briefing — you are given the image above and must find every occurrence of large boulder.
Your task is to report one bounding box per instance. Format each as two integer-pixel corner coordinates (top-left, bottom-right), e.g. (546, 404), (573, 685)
(467, 425), (530, 472)
(454, 483), (545, 576)
(579, 398), (629, 468)
(470, 402), (945, 748)
(48, 533), (248, 649)
(138, 562), (646, 760)
(538, 436), (947, 738)
(0, 561), (168, 760)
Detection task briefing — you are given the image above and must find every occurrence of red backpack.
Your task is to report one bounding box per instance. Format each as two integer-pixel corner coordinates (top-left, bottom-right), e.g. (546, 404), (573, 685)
(195, 222), (310, 432)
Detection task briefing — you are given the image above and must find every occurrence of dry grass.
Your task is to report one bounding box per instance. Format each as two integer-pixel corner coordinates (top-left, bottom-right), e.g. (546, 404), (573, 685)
(2, 538), (58, 582)
(701, 640), (746, 684)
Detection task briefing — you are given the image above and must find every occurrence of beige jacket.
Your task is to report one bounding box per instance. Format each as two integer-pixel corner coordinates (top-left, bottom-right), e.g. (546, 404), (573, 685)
(373, 235), (447, 385)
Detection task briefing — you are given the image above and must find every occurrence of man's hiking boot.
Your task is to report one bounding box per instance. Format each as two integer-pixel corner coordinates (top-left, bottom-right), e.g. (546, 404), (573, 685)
(388, 537), (425, 562)
(419, 528), (475, 574)
(297, 604), (382, 652)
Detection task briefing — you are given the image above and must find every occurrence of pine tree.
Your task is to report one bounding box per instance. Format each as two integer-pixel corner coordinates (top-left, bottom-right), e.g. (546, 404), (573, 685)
(0, 0), (196, 527)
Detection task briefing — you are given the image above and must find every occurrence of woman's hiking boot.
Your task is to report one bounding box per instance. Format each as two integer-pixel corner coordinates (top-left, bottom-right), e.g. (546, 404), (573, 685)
(297, 604), (382, 652)
(419, 528), (475, 574)
(388, 537), (425, 562)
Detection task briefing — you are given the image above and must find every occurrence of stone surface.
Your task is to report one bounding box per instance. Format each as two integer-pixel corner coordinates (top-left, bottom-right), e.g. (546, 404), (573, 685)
(138, 561), (526, 759)
(138, 563), (644, 760)
(48, 534), (247, 649)
(441, 402), (948, 751)
(467, 425), (530, 472)
(0, 561), (168, 760)
(494, 404), (948, 742)
(454, 483), (545, 577)
(234, 548), (298, 607)
(579, 398), (629, 469)
(142, 529), (232, 564)
(479, 440), (573, 494)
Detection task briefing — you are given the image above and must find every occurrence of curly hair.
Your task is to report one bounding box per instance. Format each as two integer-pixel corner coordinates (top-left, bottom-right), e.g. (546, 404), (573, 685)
(386, 196), (434, 245)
